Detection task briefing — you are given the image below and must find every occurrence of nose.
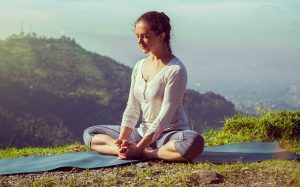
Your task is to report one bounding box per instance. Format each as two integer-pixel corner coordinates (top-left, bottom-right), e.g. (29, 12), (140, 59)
(137, 36), (142, 44)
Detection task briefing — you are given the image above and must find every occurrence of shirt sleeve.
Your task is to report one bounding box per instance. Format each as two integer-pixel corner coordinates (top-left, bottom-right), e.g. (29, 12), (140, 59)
(144, 66), (187, 142)
(120, 63), (141, 129)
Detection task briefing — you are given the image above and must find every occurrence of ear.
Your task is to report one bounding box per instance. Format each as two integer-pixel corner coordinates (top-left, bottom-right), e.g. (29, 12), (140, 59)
(160, 32), (166, 41)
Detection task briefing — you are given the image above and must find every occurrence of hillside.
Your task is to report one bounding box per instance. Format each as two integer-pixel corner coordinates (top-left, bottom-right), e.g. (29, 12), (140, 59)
(0, 33), (236, 147)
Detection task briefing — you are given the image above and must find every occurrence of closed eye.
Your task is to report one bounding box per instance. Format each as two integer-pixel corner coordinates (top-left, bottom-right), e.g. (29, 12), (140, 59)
(136, 34), (148, 39)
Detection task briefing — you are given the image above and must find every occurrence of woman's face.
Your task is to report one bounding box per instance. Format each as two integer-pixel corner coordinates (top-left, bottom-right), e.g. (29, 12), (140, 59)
(135, 21), (164, 54)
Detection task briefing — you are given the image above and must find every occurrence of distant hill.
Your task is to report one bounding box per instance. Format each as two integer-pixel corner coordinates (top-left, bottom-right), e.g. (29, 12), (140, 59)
(0, 33), (236, 147)
(186, 90), (235, 132)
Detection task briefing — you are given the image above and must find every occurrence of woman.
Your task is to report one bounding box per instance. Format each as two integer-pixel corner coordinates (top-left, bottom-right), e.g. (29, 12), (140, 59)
(83, 11), (204, 161)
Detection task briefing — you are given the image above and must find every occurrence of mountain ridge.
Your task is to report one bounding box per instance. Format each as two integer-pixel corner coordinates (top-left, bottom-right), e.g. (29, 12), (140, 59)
(0, 33), (236, 147)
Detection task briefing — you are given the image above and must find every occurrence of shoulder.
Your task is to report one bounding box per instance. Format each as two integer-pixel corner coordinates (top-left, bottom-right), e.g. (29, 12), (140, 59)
(167, 57), (187, 77)
(132, 58), (145, 74)
(134, 58), (146, 69)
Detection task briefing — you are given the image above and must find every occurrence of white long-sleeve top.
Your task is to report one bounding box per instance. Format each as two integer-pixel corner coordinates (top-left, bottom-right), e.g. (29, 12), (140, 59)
(121, 56), (190, 143)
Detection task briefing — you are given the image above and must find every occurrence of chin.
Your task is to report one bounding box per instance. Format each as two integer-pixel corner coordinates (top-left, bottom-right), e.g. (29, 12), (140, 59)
(141, 48), (150, 54)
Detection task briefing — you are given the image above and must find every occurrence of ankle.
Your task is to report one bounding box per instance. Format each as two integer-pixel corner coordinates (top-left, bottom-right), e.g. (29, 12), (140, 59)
(142, 148), (157, 159)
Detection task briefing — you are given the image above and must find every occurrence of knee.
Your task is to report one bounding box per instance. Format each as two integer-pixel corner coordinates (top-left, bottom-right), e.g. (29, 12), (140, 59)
(82, 125), (108, 147)
(192, 133), (205, 155)
(82, 127), (108, 148)
(175, 131), (205, 161)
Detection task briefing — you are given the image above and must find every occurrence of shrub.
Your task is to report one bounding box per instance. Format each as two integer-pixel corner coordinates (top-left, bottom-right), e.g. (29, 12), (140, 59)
(204, 110), (300, 146)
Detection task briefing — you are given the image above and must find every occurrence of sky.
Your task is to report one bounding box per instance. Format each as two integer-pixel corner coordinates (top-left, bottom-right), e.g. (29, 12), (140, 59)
(1, 0), (300, 96)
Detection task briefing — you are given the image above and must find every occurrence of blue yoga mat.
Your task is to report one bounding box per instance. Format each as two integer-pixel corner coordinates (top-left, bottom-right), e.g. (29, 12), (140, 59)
(0, 142), (298, 175)
(194, 141), (298, 163)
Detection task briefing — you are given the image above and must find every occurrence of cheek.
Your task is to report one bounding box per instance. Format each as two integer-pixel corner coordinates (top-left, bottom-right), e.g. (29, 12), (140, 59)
(143, 38), (150, 44)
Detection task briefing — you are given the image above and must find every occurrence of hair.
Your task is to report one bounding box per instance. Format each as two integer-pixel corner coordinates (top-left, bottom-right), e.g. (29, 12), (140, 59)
(135, 11), (172, 53)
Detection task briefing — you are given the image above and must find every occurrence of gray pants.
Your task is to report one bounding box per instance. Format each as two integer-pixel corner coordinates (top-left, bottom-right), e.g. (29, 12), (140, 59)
(83, 125), (204, 161)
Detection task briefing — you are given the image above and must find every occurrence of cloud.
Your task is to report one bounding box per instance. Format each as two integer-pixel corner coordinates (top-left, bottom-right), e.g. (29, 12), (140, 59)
(1, 0), (300, 93)
(169, 1), (261, 16)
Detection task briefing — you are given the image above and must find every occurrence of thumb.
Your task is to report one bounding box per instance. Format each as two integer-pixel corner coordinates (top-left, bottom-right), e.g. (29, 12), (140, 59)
(126, 140), (136, 146)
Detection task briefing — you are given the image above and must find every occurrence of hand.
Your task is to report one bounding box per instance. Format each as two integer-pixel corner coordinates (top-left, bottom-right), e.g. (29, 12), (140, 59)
(117, 140), (143, 160)
(114, 139), (129, 154)
(114, 139), (123, 149)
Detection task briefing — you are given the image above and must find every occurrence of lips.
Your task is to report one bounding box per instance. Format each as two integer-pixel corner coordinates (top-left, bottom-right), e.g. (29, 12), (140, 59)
(140, 45), (147, 49)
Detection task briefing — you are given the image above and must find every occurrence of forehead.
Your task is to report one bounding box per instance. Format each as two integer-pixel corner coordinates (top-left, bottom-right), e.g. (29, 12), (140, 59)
(135, 21), (154, 34)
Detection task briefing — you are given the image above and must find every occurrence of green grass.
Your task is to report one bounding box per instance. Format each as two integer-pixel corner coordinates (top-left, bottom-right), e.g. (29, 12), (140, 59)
(2, 160), (299, 186)
(203, 110), (300, 154)
(0, 143), (89, 159)
(1, 110), (299, 186)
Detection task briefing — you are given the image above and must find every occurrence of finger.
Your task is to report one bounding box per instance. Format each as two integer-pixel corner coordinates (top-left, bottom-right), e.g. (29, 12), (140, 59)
(127, 141), (137, 146)
(119, 147), (128, 153)
(121, 141), (128, 147)
(114, 140), (122, 146)
(116, 142), (123, 147)
(127, 140), (134, 144)
(145, 147), (154, 151)
(117, 154), (127, 160)
(115, 142), (121, 147)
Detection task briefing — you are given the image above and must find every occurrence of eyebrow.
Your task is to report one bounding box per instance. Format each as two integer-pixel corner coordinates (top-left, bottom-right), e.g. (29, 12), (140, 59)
(135, 32), (151, 35)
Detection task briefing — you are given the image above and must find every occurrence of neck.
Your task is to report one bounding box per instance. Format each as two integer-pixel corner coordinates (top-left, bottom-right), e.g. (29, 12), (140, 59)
(148, 45), (174, 64)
